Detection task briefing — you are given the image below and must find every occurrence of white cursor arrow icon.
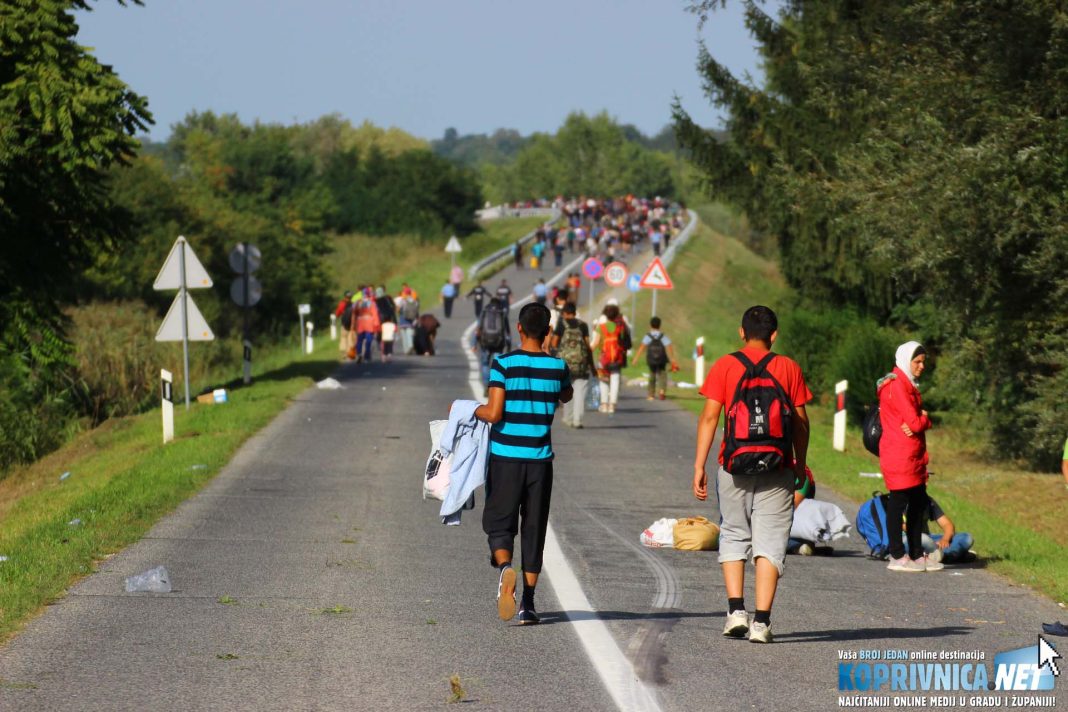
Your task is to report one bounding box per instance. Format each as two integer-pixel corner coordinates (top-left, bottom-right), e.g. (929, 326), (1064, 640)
(1039, 635), (1061, 676)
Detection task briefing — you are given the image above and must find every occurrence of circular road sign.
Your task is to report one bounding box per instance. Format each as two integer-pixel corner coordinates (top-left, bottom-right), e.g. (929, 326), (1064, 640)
(582, 257), (604, 280)
(604, 262), (628, 288)
(626, 274), (642, 293)
(229, 243), (262, 274)
(230, 276), (263, 307)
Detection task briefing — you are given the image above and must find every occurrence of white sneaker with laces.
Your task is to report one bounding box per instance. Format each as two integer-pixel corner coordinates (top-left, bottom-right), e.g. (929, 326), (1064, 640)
(723, 609), (749, 637)
(749, 621), (773, 643)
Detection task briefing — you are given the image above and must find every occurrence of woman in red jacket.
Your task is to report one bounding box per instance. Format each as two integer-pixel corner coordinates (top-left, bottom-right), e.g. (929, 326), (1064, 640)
(878, 341), (943, 573)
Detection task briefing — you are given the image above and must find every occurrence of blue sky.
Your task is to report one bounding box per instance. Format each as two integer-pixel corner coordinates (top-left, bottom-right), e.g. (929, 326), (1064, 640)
(75, 0), (773, 141)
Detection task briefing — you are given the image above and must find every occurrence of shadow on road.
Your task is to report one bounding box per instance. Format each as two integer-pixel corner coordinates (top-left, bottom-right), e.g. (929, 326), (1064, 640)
(774, 625), (974, 644)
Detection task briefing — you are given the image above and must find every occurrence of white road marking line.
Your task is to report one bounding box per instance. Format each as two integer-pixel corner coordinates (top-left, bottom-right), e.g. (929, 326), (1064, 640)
(462, 253), (664, 712)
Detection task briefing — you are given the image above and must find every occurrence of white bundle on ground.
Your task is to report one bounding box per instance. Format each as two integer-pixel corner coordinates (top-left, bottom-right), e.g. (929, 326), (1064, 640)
(640, 518), (678, 547)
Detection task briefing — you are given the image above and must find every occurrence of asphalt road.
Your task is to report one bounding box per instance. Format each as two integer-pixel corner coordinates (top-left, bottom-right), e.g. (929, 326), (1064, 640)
(0, 234), (1064, 711)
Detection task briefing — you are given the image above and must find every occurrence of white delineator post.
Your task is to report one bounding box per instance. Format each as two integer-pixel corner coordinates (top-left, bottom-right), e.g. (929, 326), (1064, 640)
(834, 380), (849, 452)
(161, 369), (174, 444)
(330, 314), (337, 341)
(305, 323), (314, 355)
(695, 337), (706, 388)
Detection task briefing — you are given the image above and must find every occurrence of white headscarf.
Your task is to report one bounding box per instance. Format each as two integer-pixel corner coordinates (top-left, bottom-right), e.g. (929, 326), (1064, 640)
(895, 341), (925, 386)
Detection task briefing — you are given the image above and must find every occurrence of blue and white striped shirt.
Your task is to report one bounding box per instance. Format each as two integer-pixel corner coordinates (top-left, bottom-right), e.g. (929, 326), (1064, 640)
(488, 350), (571, 461)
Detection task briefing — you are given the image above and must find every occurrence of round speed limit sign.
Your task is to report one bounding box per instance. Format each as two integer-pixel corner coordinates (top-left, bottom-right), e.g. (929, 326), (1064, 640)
(604, 262), (628, 288)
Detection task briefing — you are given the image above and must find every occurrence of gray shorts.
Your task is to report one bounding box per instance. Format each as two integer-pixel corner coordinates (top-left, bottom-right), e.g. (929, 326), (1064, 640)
(716, 466), (795, 576)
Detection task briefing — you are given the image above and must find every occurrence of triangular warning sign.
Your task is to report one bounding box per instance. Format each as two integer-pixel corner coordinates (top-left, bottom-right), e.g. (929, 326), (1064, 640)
(639, 257), (674, 290)
(156, 293), (215, 342)
(153, 236), (213, 290)
(444, 236), (463, 253)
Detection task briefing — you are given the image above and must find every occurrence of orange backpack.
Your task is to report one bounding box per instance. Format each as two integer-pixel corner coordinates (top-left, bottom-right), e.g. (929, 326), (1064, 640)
(599, 321), (624, 366)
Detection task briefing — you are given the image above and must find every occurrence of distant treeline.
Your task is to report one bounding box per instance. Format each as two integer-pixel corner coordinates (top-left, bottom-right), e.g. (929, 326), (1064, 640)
(676, 1), (1068, 469)
(433, 113), (694, 205)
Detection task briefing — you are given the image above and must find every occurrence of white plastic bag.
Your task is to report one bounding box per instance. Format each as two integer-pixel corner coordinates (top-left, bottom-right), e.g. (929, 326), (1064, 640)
(125, 566), (172, 593)
(640, 518), (678, 548)
(585, 382), (601, 410)
(423, 420), (452, 501)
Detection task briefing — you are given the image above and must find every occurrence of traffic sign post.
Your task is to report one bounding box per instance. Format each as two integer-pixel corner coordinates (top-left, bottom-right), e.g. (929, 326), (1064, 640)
(154, 236), (214, 410)
(627, 273), (642, 329)
(445, 235), (462, 269)
(604, 262), (627, 288)
(582, 258), (604, 314)
(229, 243), (261, 385)
(638, 257), (674, 317)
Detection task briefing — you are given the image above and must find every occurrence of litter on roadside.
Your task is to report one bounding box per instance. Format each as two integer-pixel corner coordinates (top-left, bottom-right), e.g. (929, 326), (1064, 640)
(640, 518), (677, 547)
(859, 472), (883, 479)
(189, 464), (207, 471)
(196, 388), (228, 404)
(674, 381), (698, 389)
(316, 377), (344, 390)
(68, 518), (82, 527)
(59, 471), (71, 481)
(0, 555), (8, 563)
(628, 379), (649, 388)
(125, 566), (172, 593)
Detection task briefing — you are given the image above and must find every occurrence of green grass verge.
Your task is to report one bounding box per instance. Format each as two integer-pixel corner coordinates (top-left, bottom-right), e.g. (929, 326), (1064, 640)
(326, 217), (546, 303)
(629, 203), (1068, 605)
(0, 340), (339, 643)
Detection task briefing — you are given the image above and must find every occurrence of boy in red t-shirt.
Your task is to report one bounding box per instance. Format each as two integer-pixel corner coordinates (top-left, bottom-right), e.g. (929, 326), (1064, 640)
(693, 305), (812, 643)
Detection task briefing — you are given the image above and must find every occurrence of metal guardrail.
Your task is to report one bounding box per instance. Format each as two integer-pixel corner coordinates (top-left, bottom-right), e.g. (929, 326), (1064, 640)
(476, 205), (557, 220)
(469, 207), (562, 280)
(660, 209), (698, 268)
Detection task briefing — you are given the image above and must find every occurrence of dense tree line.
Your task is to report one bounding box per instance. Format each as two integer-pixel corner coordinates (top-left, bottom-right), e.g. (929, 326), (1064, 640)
(0, 3), (483, 470)
(675, 1), (1067, 469)
(479, 112), (680, 203)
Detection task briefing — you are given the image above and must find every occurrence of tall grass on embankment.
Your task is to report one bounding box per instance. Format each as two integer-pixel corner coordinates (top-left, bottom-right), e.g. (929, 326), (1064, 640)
(0, 339), (339, 644)
(622, 203), (1068, 605)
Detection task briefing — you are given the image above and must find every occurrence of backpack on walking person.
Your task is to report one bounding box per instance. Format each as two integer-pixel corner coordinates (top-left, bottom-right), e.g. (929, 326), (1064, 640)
(478, 302), (507, 352)
(855, 492), (891, 559)
(645, 334), (668, 369)
(401, 297), (420, 322)
(557, 321), (592, 379)
(721, 352), (794, 476)
(617, 318), (632, 351)
(340, 303), (354, 330)
(598, 321), (625, 367)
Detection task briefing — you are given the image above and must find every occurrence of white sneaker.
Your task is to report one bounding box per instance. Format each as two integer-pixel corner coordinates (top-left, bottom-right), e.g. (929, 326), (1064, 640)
(887, 556), (925, 572)
(797, 543), (815, 556)
(723, 609), (749, 637)
(749, 621), (773, 643)
(927, 548), (943, 564)
(923, 554), (944, 572)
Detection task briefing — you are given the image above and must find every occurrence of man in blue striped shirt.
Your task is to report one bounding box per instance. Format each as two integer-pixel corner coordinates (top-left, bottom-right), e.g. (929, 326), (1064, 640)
(474, 303), (573, 625)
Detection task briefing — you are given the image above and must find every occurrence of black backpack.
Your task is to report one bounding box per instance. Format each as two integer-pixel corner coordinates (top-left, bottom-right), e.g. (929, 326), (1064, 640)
(478, 303), (506, 351)
(340, 303), (354, 330)
(722, 352), (794, 476)
(617, 319), (633, 351)
(862, 404), (882, 456)
(645, 334), (668, 369)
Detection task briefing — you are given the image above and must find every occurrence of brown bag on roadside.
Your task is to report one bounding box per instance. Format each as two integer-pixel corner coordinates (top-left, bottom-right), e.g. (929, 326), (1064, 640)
(673, 516), (720, 551)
